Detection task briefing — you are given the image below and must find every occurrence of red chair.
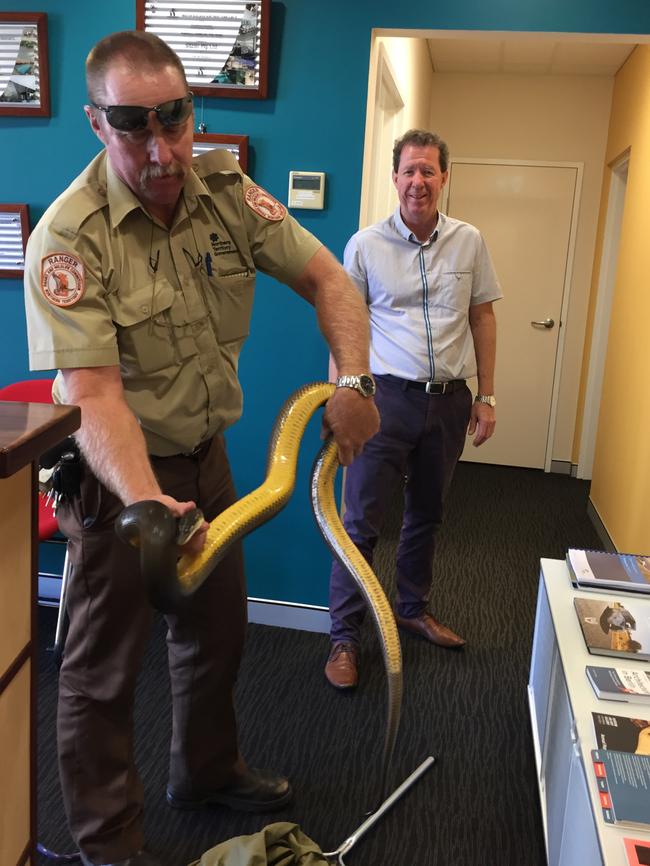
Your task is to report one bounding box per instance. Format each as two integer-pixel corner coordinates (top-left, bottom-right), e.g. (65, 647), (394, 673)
(0, 379), (72, 663)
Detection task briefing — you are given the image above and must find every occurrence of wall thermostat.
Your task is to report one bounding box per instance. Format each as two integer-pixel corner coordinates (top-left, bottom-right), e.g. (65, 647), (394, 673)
(288, 171), (326, 209)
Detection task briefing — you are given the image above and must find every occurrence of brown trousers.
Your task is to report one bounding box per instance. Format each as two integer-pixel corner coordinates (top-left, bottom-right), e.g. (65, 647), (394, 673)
(56, 436), (247, 864)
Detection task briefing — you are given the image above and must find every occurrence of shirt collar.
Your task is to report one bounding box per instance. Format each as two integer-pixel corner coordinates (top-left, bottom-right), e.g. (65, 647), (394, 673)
(393, 205), (441, 246)
(104, 154), (212, 229)
(105, 156), (146, 228)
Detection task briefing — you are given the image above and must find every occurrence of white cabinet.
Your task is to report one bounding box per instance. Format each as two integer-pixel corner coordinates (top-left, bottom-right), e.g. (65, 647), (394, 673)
(559, 751), (603, 866)
(529, 559), (650, 866)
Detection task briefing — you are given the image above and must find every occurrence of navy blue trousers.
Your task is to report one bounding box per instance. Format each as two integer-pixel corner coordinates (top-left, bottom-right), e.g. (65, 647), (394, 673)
(328, 374), (472, 644)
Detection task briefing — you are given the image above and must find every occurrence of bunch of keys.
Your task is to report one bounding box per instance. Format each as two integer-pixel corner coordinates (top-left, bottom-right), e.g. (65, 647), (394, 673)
(40, 449), (82, 514)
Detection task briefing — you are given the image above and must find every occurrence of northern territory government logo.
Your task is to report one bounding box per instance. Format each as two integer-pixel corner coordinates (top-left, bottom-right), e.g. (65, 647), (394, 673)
(40, 252), (86, 307)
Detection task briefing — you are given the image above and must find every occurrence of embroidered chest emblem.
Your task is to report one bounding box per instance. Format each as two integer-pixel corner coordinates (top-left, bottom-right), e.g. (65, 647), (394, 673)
(209, 231), (235, 256)
(40, 252), (86, 307)
(244, 185), (286, 221)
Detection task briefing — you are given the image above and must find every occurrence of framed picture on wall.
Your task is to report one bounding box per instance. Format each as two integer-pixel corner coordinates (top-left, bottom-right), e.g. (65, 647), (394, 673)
(0, 204), (30, 279)
(0, 13), (50, 117)
(192, 133), (249, 172)
(136, 0), (269, 99)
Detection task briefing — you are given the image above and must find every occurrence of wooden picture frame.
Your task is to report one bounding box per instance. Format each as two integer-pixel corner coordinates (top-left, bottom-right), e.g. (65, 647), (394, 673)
(192, 133), (249, 172)
(0, 204), (30, 279)
(0, 13), (50, 117)
(136, 0), (269, 100)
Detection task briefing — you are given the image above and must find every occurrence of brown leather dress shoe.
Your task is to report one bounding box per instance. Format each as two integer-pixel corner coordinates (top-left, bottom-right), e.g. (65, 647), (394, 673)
(324, 641), (358, 689)
(395, 611), (466, 648)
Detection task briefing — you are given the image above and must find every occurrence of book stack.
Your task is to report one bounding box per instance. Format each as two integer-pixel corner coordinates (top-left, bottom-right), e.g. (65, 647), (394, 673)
(592, 711), (650, 753)
(591, 748), (650, 830)
(574, 595), (650, 662)
(587, 665), (650, 703)
(624, 837), (650, 866)
(567, 549), (650, 842)
(567, 549), (650, 595)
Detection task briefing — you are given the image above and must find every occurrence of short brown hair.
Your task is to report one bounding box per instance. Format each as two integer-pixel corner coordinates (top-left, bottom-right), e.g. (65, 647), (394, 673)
(392, 129), (449, 174)
(86, 30), (187, 103)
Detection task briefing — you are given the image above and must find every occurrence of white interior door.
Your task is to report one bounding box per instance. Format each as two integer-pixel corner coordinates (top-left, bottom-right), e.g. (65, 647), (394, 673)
(445, 160), (580, 470)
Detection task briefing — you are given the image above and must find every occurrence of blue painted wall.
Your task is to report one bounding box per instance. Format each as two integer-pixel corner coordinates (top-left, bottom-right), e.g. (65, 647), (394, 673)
(3, 1), (650, 605)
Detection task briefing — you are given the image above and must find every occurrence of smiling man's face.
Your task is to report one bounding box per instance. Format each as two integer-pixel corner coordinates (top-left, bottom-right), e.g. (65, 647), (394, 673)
(392, 144), (448, 236)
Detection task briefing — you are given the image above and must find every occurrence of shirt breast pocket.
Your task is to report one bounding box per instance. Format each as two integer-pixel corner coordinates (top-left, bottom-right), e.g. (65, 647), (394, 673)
(436, 270), (472, 312)
(213, 267), (255, 344)
(107, 280), (186, 374)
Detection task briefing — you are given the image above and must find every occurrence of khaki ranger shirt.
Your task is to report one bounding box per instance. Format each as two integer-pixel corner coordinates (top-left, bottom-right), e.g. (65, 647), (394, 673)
(24, 149), (321, 455)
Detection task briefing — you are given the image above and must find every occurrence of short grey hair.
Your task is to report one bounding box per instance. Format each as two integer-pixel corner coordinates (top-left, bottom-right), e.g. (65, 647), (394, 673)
(392, 129), (449, 173)
(86, 30), (187, 104)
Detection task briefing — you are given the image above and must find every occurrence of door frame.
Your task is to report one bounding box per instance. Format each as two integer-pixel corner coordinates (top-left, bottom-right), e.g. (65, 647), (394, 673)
(577, 150), (629, 480)
(442, 157), (584, 471)
(358, 41), (404, 230)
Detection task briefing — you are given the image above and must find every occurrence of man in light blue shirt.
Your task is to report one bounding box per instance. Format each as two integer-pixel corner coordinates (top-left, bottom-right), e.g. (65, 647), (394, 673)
(325, 129), (503, 690)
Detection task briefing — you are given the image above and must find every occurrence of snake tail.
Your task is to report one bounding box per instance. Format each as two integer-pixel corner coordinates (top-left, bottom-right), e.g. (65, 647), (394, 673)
(311, 438), (402, 801)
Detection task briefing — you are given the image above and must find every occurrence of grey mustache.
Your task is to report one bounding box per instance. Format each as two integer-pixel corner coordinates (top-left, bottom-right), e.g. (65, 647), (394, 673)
(140, 163), (185, 184)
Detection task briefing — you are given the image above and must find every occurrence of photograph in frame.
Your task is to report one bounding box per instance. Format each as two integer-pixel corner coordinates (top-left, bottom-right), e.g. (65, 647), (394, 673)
(136, 0), (269, 99)
(192, 133), (249, 173)
(0, 204), (30, 279)
(0, 13), (50, 116)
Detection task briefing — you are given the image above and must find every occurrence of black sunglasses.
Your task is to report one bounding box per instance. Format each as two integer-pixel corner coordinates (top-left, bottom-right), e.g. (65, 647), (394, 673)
(91, 92), (193, 132)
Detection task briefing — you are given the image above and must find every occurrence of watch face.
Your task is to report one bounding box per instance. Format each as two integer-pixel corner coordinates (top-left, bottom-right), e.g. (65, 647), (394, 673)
(359, 374), (376, 396)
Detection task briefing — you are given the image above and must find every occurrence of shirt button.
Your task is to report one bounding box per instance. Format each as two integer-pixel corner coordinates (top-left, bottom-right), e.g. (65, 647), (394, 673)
(141, 305), (149, 314)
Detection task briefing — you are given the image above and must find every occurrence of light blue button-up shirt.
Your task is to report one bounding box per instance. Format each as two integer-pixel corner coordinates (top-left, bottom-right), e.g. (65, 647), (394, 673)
(344, 207), (502, 382)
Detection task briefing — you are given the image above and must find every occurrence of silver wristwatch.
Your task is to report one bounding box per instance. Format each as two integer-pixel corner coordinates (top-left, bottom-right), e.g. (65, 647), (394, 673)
(335, 373), (376, 398)
(475, 394), (496, 407)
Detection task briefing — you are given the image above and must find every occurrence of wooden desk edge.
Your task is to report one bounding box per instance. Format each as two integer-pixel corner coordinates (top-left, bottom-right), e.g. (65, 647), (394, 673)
(0, 403), (81, 478)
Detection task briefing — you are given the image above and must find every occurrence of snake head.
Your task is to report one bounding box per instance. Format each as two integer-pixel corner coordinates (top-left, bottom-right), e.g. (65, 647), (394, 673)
(115, 500), (187, 612)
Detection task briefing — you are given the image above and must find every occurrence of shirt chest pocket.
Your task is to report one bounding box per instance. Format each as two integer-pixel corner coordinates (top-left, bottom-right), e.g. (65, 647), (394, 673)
(434, 270), (472, 313)
(211, 267), (255, 344)
(106, 280), (198, 374)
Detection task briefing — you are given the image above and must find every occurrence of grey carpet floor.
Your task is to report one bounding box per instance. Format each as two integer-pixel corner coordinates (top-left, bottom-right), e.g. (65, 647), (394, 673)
(37, 462), (603, 865)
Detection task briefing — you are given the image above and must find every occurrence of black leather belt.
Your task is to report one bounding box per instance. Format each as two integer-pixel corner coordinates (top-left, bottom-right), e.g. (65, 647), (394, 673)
(154, 438), (213, 460)
(182, 438), (213, 459)
(386, 375), (466, 394)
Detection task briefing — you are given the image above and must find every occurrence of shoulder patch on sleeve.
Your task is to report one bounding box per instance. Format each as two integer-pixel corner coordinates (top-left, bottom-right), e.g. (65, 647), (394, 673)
(40, 252), (86, 308)
(244, 185), (286, 222)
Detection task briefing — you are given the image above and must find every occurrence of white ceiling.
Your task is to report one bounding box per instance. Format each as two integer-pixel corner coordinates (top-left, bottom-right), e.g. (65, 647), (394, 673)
(426, 37), (636, 76)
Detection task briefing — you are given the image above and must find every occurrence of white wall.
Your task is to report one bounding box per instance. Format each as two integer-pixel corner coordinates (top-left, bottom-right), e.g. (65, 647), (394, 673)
(429, 72), (613, 462)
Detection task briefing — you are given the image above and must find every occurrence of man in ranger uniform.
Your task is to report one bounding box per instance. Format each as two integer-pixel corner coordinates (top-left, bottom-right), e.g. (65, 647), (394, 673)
(24, 30), (379, 866)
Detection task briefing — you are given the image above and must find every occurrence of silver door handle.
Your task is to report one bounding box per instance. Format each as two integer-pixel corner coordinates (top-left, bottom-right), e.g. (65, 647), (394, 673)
(531, 318), (555, 329)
